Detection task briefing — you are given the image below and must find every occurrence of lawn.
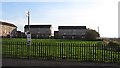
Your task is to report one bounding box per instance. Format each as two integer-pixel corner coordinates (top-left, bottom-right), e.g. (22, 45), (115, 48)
(2, 38), (120, 63)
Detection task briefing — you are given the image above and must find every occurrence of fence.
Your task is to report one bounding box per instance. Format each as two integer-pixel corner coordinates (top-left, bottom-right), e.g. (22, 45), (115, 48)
(2, 41), (120, 63)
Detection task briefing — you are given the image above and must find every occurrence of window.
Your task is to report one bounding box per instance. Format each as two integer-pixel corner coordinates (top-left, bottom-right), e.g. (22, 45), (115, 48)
(4, 30), (6, 34)
(72, 36), (74, 39)
(63, 36), (65, 39)
(72, 33), (75, 35)
(36, 35), (38, 38)
(63, 33), (66, 35)
(73, 30), (76, 32)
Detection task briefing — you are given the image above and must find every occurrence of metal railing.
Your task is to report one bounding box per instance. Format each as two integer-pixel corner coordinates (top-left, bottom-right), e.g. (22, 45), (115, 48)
(2, 41), (120, 63)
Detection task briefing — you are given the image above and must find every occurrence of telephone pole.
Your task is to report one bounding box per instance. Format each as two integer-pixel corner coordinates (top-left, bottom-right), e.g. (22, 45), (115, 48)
(26, 11), (31, 60)
(98, 26), (99, 34)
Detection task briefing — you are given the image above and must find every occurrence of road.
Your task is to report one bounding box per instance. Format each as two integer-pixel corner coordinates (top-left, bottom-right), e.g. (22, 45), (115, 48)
(1, 58), (120, 68)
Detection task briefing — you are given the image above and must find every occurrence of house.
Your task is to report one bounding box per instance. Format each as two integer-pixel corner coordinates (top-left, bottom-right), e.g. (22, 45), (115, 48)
(54, 31), (59, 39)
(16, 31), (25, 38)
(24, 25), (52, 38)
(55, 26), (88, 39)
(0, 21), (17, 38)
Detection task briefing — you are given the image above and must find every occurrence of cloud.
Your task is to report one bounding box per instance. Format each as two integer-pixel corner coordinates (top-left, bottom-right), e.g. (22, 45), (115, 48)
(2, 0), (120, 37)
(39, 0), (118, 37)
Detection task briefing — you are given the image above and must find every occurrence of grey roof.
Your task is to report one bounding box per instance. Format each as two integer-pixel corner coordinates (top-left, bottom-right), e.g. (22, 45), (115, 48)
(58, 26), (86, 29)
(24, 25), (52, 28)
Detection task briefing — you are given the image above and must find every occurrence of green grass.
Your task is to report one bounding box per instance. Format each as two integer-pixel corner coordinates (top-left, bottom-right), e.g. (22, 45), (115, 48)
(2, 38), (120, 63)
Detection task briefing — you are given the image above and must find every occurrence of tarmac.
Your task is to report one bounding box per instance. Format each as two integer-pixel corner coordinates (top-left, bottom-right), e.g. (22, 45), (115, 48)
(1, 58), (120, 68)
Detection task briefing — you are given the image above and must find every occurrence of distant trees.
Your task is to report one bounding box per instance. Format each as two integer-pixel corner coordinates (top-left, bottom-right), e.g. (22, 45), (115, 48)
(85, 29), (100, 41)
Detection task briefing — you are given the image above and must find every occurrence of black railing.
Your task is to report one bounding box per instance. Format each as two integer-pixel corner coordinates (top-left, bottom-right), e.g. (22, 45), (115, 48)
(2, 41), (120, 63)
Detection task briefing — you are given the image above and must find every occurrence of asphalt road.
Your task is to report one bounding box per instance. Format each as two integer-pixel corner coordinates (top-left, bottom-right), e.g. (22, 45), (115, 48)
(1, 58), (120, 68)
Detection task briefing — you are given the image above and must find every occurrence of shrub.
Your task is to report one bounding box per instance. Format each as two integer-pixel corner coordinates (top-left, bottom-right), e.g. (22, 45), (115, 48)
(97, 42), (106, 50)
(85, 30), (100, 41)
(106, 42), (120, 52)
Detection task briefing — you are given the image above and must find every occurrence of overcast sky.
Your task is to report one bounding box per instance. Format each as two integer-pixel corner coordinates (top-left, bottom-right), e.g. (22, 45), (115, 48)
(1, 0), (120, 38)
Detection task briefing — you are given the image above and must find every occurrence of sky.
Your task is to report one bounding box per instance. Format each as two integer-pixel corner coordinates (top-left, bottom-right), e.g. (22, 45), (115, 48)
(1, 0), (120, 38)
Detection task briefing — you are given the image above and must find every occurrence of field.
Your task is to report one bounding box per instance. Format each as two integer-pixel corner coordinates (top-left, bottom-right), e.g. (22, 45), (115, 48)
(2, 38), (120, 63)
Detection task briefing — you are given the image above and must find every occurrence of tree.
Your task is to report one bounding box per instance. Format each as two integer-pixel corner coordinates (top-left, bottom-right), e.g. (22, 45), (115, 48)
(85, 29), (100, 41)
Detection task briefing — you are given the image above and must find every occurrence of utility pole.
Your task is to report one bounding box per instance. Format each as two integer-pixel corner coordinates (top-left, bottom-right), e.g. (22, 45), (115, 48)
(26, 11), (31, 59)
(98, 26), (100, 39)
(98, 26), (99, 34)
(26, 11), (30, 31)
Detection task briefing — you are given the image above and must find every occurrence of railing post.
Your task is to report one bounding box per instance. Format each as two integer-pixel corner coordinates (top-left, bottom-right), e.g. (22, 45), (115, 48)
(27, 44), (29, 59)
(38, 42), (40, 57)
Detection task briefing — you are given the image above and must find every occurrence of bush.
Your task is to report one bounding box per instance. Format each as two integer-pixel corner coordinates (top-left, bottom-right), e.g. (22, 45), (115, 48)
(97, 42), (106, 50)
(85, 30), (100, 41)
(106, 42), (120, 52)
